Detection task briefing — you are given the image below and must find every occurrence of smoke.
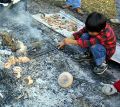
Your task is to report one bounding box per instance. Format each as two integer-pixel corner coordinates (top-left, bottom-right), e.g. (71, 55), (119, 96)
(0, 1), (43, 45)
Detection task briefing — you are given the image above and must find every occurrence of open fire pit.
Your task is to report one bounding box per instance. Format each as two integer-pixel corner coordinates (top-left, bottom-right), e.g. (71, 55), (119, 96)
(0, 1), (120, 107)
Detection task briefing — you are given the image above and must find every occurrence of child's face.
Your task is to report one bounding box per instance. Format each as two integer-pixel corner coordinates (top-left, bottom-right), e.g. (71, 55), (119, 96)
(88, 32), (99, 36)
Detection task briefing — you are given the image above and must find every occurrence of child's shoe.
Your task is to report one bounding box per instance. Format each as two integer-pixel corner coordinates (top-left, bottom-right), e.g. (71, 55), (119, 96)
(93, 62), (108, 75)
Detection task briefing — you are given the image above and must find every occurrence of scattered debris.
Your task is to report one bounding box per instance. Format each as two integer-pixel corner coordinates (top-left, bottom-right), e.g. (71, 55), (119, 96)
(16, 40), (27, 54)
(4, 56), (17, 69)
(15, 91), (28, 100)
(13, 66), (22, 73)
(7, 56), (17, 65)
(24, 76), (33, 85)
(4, 56), (30, 69)
(15, 93), (24, 100)
(58, 72), (73, 88)
(13, 66), (22, 79)
(0, 32), (17, 52)
(4, 62), (11, 69)
(17, 57), (30, 63)
(13, 70), (21, 79)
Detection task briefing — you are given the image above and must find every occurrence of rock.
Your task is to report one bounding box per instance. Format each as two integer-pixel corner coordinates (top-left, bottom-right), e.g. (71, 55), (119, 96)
(13, 66), (22, 73)
(4, 62), (11, 69)
(7, 56), (17, 65)
(13, 66), (22, 78)
(17, 57), (30, 63)
(58, 72), (73, 88)
(16, 40), (27, 54)
(24, 76), (33, 85)
(13, 71), (21, 79)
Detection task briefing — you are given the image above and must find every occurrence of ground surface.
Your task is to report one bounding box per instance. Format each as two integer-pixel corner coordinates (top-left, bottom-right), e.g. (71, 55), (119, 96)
(82, 0), (116, 18)
(0, 0), (120, 107)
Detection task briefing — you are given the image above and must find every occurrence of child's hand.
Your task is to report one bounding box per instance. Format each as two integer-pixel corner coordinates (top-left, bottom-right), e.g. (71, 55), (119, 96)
(58, 38), (72, 49)
(58, 41), (65, 49)
(64, 38), (74, 45)
(58, 38), (78, 49)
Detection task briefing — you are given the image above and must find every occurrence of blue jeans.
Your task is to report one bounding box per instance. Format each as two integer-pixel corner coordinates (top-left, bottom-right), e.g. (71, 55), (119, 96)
(68, 33), (106, 66)
(66, 0), (81, 9)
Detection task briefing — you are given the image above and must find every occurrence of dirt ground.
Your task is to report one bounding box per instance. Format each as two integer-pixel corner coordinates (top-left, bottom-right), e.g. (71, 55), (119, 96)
(82, 0), (116, 18)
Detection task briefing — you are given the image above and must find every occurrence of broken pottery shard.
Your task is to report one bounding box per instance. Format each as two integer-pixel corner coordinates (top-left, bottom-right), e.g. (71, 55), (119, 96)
(13, 66), (22, 73)
(24, 76), (33, 85)
(4, 56), (18, 69)
(58, 72), (73, 88)
(16, 40), (27, 54)
(13, 71), (21, 79)
(17, 57), (30, 63)
(13, 66), (22, 79)
(4, 62), (11, 69)
(8, 56), (17, 65)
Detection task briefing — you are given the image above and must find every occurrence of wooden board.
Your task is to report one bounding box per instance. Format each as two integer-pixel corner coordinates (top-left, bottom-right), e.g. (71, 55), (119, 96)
(111, 43), (120, 64)
(32, 11), (85, 38)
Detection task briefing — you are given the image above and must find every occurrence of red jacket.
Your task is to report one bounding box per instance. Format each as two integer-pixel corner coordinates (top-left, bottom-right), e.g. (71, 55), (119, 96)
(73, 24), (116, 59)
(114, 80), (120, 92)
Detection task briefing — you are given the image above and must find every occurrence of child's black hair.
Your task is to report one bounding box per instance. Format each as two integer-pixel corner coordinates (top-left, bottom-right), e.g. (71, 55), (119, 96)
(85, 12), (107, 32)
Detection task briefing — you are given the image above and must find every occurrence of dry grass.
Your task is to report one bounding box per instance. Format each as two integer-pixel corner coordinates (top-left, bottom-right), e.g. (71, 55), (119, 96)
(82, 0), (117, 18)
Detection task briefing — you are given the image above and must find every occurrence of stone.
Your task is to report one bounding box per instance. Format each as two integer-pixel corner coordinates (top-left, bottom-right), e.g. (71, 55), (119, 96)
(16, 40), (27, 54)
(58, 72), (73, 88)
(24, 76), (33, 85)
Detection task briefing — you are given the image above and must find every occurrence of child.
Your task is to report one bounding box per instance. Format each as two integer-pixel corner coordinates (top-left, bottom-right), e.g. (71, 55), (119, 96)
(62, 0), (84, 14)
(58, 12), (116, 75)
